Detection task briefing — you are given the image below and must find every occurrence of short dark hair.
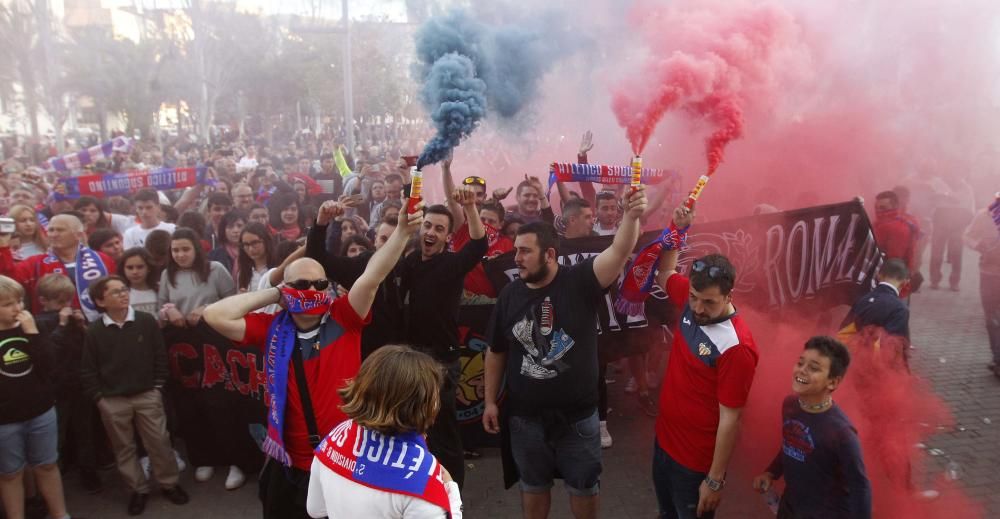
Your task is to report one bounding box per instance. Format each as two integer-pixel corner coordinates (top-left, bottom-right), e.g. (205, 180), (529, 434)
(424, 204), (454, 232)
(516, 180), (538, 197)
(596, 190), (617, 204)
(562, 197), (591, 218)
(875, 190), (899, 207)
(88, 274), (128, 312)
(340, 234), (374, 256)
(689, 253), (736, 295)
(207, 193), (233, 209)
(517, 221), (560, 256)
(134, 189), (159, 204)
(87, 228), (121, 251)
(384, 173), (403, 185)
(480, 201), (505, 223)
(177, 211), (206, 238)
(804, 335), (851, 379)
(879, 258), (910, 282)
(381, 215), (399, 227)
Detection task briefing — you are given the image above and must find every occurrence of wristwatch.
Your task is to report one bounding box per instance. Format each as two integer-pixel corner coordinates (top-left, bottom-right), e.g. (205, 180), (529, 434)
(704, 476), (725, 492)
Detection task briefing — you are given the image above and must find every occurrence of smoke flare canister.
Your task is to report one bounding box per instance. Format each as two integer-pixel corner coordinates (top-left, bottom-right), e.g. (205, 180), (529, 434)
(408, 167), (423, 214)
(630, 156), (643, 191)
(684, 175), (710, 209)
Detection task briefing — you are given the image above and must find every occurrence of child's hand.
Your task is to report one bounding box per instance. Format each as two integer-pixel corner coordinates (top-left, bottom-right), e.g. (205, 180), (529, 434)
(58, 307), (74, 326)
(752, 472), (774, 493)
(17, 310), (38, 334)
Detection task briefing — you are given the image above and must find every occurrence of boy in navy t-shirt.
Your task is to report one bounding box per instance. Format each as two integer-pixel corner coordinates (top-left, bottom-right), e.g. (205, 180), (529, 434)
(753, 336), (872, 519)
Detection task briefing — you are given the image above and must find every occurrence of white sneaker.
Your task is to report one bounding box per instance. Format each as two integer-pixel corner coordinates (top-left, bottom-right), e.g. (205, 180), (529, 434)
(599, 421), (613, 449)
(624, 377), (638, 394)
(139, 456), (151, 479)
(195, 466), (215, 482)
(225, 465), (246, 490)
(174, 450), (187, 472)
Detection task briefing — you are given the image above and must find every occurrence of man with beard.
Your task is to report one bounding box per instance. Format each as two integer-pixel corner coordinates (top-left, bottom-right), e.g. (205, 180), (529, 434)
(650, 205), (759, 519)
(482, 187), (648, 519)
(398, 186), (487, 490)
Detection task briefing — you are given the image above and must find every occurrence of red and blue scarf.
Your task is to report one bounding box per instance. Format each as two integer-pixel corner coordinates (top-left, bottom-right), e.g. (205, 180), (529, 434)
(615, 222), (688, 316)
(315, 419), (452, 513)
(262, 288), (332, 466)
(44, 245), (108, 321)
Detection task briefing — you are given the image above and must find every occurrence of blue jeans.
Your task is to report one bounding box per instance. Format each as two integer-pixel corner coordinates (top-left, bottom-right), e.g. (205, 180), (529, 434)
(652, 441), (714, 519)
(0, 406), (58, 475)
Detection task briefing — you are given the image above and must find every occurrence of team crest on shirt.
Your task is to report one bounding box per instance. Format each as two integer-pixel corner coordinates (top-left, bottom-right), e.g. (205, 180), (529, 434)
(698, 343), (711, 356)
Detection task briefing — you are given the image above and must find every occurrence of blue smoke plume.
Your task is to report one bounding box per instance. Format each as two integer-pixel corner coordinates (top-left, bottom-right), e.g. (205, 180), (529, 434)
(413, 8), (575, 167)
(416, 53), (487, 169)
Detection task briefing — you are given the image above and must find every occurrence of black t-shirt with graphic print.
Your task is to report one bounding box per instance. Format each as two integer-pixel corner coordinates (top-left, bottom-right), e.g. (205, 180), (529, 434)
(487, 257), (605, 418)
(0, 326), (54, 425)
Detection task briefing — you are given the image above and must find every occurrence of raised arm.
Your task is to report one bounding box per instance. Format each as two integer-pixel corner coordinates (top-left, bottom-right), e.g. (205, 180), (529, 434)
(593, 186), (648, 288)
(203, 288), (282, 342)
(267, 245), (306, 287)
(455, 184), (485, 240)
(655, 205), (695, 288)
(441, 155), (467, 230)
(347, 205), (422, 318)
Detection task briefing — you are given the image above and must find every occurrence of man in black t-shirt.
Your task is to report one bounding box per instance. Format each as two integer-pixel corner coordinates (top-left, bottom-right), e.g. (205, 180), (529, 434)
(399, 188), (487, 489)
(483, 187), (648, 518)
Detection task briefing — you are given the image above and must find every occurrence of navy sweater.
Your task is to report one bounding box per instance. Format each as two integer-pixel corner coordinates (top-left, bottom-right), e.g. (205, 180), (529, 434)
(766, 396), (872, 519)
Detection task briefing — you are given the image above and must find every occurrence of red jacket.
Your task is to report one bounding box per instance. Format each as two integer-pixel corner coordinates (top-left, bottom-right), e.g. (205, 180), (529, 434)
(873, 213), (918, 270)
(0, 246), (116, 314)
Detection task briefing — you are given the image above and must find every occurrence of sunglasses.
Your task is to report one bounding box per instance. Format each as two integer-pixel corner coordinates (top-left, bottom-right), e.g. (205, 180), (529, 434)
(285, 279), (332, 291)
(691, 260), (725, 279)
(462, 176), (486, 186)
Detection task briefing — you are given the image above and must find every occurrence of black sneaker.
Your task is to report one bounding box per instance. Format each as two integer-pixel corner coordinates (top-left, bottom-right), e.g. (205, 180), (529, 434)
(80, 469), (103, 494)
(127, 492), (148, 516)
(162, 485), (190, 505)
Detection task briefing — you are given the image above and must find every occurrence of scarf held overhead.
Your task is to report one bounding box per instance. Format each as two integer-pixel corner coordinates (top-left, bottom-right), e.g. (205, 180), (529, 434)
(548, 162), (676, 191)
(54, 167), (209, 200)
(47, 136), (132, 173)
(315, 419), (452, 513)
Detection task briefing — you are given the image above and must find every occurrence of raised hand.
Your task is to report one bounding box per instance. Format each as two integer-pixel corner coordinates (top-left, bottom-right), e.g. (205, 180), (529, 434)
(579, 130), (594, 156)
(452, 185), (478, 207)
(316, 200), (345, 226)
(623, 184), (648, 220)
(673, 204), (696, 229)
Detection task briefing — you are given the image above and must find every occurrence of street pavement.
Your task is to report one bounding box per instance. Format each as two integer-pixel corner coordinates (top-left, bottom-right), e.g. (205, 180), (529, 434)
(60, 255), (998, 518)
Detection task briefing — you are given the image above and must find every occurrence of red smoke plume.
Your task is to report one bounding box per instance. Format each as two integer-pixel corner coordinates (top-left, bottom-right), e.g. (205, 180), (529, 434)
(611, 0), (797, 173)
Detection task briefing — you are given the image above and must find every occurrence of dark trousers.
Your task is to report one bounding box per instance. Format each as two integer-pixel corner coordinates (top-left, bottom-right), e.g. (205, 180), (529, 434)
(258, 459), (312, 519)
(652, 442), (714, 519)
(426, 360), (465, 489)
(982, 271), (1000, 364)
(930, 207), (973, 288)
(56, 392), (102, 471)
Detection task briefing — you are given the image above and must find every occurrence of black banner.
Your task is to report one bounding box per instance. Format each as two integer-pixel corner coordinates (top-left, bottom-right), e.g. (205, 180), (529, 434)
(165, 322), (266, 471)
(484, 199), (882, 316)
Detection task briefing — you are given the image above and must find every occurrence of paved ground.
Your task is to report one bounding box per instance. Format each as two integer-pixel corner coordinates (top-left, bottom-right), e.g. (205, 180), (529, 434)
(60, 254), (997, 518)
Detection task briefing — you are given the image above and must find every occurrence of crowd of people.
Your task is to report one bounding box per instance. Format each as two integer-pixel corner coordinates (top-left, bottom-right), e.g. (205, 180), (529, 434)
(0, 125), (995, 519)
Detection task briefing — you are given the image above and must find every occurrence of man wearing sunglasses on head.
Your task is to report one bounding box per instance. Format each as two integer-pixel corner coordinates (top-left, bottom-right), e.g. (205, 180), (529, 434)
(650, 204), (759, 519)
(201, 206), (423, 519)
